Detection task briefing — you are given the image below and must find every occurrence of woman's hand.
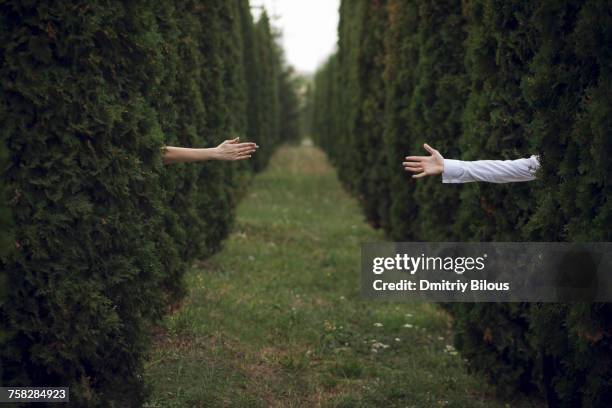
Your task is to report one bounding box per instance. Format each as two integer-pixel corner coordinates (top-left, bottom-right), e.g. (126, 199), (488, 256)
(403, 143), (444, 179)
(162, 138), (259, 165)
(213, 137), (259, 161)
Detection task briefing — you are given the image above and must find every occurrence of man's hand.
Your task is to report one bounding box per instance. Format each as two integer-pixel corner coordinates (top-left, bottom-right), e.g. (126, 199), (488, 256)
(403, 143), (444, 179)
(214, 137), (259, 161)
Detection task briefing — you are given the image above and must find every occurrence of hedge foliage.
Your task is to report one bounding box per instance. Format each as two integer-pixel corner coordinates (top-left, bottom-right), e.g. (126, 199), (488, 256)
(311, 0), (611, 406)
(0, 1), (297, 406)
(0, 133), (10, 258)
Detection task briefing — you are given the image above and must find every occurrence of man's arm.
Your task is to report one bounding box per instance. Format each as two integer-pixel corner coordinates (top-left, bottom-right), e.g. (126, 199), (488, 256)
(162, 137), (258, 165)
(403, 144), (539, 183)
(442, 156), (539, 183)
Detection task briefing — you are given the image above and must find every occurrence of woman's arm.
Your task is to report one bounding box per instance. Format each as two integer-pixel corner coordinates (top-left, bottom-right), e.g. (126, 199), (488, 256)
(403, 144), (539, 183)
(162, 137), (258, 165)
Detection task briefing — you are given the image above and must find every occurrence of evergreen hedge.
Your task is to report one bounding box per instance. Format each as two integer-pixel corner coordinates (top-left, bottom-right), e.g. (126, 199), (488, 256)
(311, 0), (611, 406)
(0, 134), (10, 259)
(0, 1), (297, 405)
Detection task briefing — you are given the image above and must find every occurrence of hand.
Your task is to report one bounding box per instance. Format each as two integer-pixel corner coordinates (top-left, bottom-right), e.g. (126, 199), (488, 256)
(214, 137), (259, 161)
(403, 143), (444, 179)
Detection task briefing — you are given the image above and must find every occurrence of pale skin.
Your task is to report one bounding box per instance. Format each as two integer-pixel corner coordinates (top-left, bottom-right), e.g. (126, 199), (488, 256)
(402, 143), (444, 178)
(162, 137), (259, 165)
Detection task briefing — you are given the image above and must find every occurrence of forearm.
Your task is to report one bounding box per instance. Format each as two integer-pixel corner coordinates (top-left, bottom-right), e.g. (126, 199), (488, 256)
(162, 146), (219, 165)
(442, 156), (539, 183)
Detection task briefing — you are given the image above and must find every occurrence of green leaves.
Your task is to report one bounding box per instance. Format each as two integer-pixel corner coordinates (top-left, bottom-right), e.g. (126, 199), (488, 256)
(0, 0), (295, 405)
(312, 0), (611, 404)
(28, 36), (52, 63)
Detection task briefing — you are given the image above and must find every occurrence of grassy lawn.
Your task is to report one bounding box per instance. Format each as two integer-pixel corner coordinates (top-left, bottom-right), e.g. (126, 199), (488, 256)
(144, 143), (540, 407)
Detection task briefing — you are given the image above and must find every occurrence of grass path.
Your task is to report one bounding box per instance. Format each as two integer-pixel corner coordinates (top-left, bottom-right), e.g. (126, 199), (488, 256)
(145, 144), (538, 407)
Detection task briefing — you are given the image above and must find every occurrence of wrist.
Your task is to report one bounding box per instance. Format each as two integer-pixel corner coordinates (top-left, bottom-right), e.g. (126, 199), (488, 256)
(208, 147), (221, 161)
(441, 159), (465, 183)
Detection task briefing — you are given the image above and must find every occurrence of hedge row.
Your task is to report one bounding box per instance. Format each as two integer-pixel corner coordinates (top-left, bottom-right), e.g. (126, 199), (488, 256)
(0, 1), (297, 406)
(311, 0), (611, 406)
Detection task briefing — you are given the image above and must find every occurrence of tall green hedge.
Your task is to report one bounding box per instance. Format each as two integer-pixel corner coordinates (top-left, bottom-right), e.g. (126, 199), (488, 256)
(311, 0), (611, 406)
(380, 0), (420, 240)
(250, 12), (281, 171)
(0, 1), (297, 405)
(355, 0), (388, 229)
(0, 138), (10, 259)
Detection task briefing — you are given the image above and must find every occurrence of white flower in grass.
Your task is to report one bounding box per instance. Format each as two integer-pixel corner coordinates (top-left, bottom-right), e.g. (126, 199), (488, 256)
(405, 313), (413, 318)
(394, 338), (401, 342)
(371, 341), (390, 352)
(403, 324), (414, 328)
(374, 322), (383, 327)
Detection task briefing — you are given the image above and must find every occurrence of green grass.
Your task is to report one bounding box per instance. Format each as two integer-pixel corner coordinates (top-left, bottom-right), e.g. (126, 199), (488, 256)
(144, 143), (541, 407)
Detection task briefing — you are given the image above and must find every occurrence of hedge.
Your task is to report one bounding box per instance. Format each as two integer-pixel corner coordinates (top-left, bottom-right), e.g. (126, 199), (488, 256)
(0, 1), (297, 406)
(0, 132), (10, 258)
(310, 0), (611, 406)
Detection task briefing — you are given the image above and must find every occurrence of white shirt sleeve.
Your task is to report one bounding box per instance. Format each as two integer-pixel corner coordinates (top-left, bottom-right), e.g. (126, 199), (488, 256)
(442, 155), (540, 183)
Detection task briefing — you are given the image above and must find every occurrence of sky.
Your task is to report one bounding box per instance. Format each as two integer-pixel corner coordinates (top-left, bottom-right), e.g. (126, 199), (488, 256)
(252, 0), (340, 75)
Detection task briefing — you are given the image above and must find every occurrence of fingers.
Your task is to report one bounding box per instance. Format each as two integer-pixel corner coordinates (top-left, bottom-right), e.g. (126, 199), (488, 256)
(234, 142), (258, 150)
(404, 156), (426, 162)
(228, 138), (260, 149)
(423, 143), (437, 155)
(403, 162), (422, 173)
(404, 166), (423, 174)
(412, 172), (428, 179)
(233, 145), (258, 157)
(230, 142), (258, 161)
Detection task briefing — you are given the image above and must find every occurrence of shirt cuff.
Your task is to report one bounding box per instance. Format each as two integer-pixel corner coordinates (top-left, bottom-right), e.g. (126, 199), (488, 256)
(442, 159), (465, 183)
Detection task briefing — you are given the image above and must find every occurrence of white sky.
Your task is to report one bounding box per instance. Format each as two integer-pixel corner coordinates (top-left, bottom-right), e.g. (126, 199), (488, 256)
(252, 0), (340, 75)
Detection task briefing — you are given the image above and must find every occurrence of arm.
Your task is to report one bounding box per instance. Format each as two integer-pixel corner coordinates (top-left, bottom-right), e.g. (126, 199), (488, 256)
(403, 144), (539, 183)
(442, 156), (539, 183)
(162, 137), (258, 165)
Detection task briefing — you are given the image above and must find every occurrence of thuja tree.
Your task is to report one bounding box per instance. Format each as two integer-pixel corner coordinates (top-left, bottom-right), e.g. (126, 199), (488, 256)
(0, 137), (10, 257)
(239, 0), (258, 141)
(447, 0), (540, 399)
(0, 128), (11, 377)
(523, 0), (612, 406)
(455, 0), (538, 242)
(251, 12), (281, 171)
(0, 0), (296, 405)
(409, 0), (467, 241)
(311, 56), (340, 155)
(279, 66), (303, 144)
(152, 0), (199, 307)
(0, 2), (168, 405)
(335, 0), (364, 192)
(191, 0), (242, 256)
(311, 0), (611, 404)
(454, 1), (612, 404)
(381, 0), (420, 240)
(354, 0), (389, 229)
